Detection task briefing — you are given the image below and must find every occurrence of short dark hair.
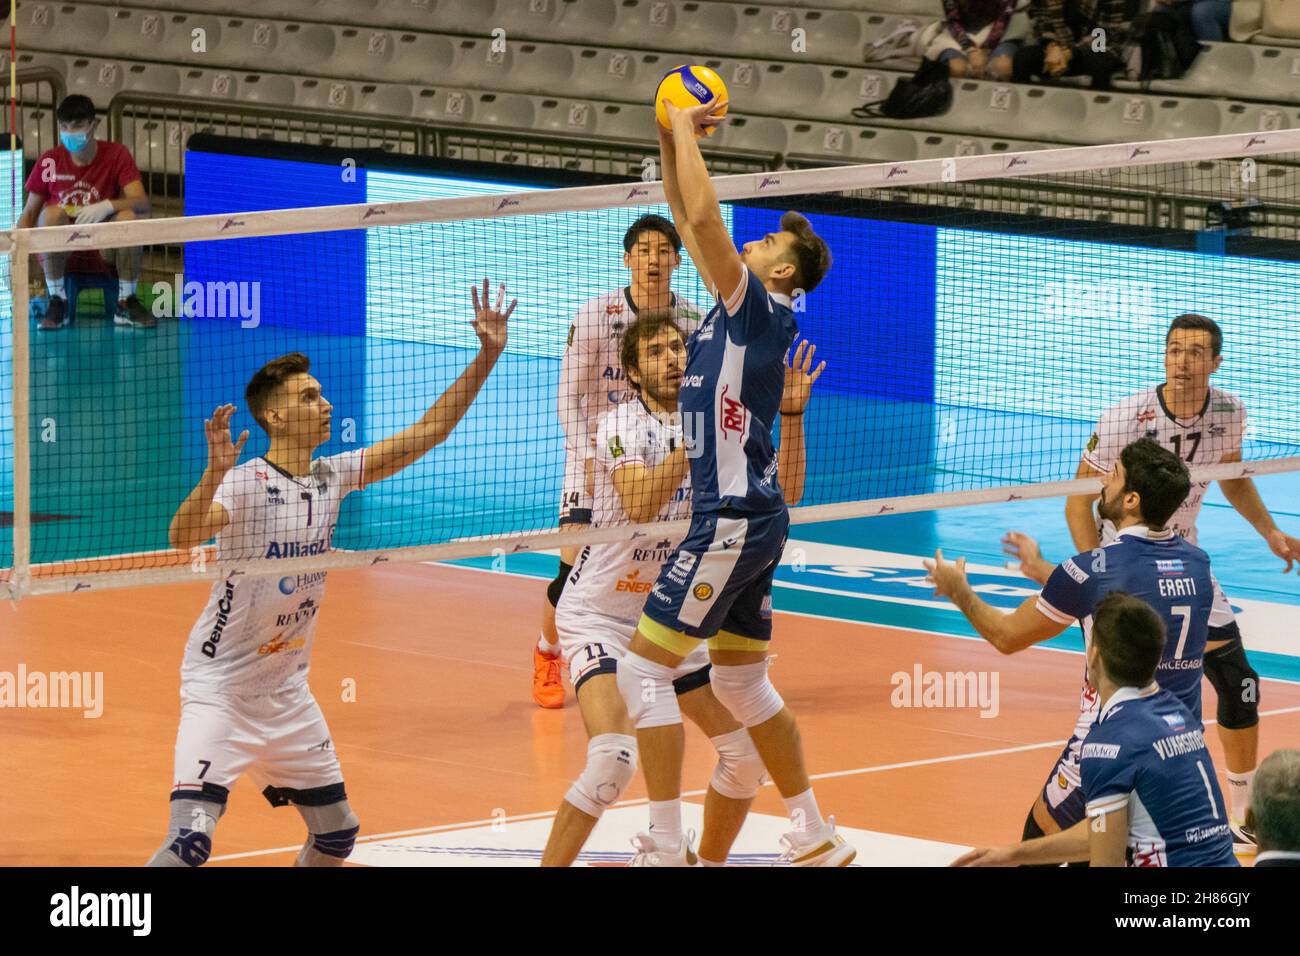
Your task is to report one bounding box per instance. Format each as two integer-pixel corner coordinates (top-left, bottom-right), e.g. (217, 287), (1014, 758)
(55, 95), (96, 125)
(1251, 749), (1300, 853)
(1119, 438), (1191, 530)
(779, 211), (831, 295)
(246, 352), (311, 432)
(1091, 591), (1166, 687)
(1166, 313), (1222, 357)
(620, 312), (684, 393)
(623, 214), (681, 253)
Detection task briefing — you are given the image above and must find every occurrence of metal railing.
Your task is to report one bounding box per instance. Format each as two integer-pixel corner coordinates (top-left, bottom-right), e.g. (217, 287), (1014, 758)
(1, 66), (66, 163)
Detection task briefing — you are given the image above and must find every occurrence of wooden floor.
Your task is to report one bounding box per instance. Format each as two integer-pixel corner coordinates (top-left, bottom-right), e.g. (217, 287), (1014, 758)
(2, 561), (1296, 866)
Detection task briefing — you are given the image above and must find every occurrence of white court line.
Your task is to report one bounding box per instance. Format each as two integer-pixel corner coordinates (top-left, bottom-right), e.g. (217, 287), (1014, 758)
(209, 701), (1300, 862)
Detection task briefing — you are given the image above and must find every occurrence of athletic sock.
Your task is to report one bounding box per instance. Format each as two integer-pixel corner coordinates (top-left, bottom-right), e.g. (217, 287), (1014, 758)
(536, 633), (559, 658)
(46, 276), (63, 298)
(783, 788), (826, 839)
(1226, 770), (1255, 822)
(699, 856), (726, 867)
(648, 799), (682, 847)
(119, 279), (136, 301)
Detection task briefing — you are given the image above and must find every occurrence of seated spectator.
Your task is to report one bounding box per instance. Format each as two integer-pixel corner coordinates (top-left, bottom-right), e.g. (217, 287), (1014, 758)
(926, 0), (1022, 79)
(1156, 0), (1232, 42)
(1248, 749), (1300, 867)
(1014, 0), (1129, 89)
(17, 94), (155, 331)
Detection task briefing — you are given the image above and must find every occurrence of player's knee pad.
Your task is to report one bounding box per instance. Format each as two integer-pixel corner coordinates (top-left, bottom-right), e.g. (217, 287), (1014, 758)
(709, 661), (784, 728)
(615, 653), (682, 729)
(1204, 632), (1260, 730)
(297, 800), (361, 861)
(564, 733), (637, 818)
(709, 728), (767, 800)
(546, 561), (574, 608)
(149, 797), (225, 867)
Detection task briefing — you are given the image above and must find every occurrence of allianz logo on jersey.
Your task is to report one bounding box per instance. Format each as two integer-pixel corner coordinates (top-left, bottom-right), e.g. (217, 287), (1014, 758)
(265, 524), (336, 559)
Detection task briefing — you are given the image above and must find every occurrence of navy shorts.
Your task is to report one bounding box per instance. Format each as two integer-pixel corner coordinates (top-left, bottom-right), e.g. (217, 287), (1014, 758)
(639, 508), (789, 654)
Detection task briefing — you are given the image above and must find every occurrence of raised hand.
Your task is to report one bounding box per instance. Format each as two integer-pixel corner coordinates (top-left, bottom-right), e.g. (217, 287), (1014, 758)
(471, 278), (515, 355)
(205, 404), (247, 476)
(781, 339), (826, 416)
(662, 95), (728, 139)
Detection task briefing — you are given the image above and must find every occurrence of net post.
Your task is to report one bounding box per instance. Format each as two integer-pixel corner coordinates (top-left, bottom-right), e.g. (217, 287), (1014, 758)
(9, 216), (30, 600)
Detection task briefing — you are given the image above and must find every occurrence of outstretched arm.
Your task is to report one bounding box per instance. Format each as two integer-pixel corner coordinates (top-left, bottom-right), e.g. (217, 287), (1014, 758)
(778, 340), (825, 507)
(362, 279), (512, 487)
(924, 550), (1066, 654)
(1218, 452), (1300, 573)
(661, 99), (743, 305)
(169, 404), (244, 551)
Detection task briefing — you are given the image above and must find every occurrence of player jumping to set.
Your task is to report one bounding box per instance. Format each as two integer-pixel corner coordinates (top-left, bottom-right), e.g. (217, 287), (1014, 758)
(539, 313), (823, 866)
(147, 280), (513, 867)
(1062, 314), (1300, 849)
(534, 216), (702, 708)
(610, 94), (854, 866)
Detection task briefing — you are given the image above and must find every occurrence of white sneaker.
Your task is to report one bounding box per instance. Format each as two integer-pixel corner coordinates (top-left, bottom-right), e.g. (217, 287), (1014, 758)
(628, 830), (699, 867)
(778, 816), (857, 867)
(1229, 817), (1257, 855)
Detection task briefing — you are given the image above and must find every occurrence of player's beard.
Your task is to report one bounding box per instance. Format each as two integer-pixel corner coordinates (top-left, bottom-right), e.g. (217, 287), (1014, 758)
(1097, 485), (1123, 523)
(646, 380), (679, 413)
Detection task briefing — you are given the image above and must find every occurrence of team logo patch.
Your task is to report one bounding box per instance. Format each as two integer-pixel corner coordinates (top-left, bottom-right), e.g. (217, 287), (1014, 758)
(566, 324), (575, 347)
(1161, 712), (1186, 731)
(1086, 433), (1099, 453)
(1156, 559), (1185, 575)
(608, 435), (625, 459)
(693, 582), (714, 601)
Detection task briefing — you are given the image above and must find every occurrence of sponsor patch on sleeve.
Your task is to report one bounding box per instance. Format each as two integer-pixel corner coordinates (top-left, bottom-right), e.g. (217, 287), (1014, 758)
(1061, 558), (1089, 584)
(608, 435), (625, 459)
(566, 323), (576, 348)
(1086, 433), (1099, 453)
(1081, 742), (1121, 760)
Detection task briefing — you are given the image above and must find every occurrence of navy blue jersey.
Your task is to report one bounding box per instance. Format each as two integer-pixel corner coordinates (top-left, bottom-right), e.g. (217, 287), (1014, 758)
(679, 268), (797, 515)
(1037, 527), (1214, 721)
(1081, 685), (1237, 867)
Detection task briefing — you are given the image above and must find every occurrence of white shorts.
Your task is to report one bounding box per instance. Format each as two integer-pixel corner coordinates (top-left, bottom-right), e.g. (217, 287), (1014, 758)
(1209, 574), (1237, 631)
(169, 682), (343, 803)
(555, 608), (711, 693)
(559, 448), (593, 526)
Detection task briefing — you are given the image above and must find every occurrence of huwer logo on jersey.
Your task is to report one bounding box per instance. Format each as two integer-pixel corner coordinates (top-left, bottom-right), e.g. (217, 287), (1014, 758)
(279, 572), (327, 595)
(202, 577), (239, 658)
(682, 374), (704, 388)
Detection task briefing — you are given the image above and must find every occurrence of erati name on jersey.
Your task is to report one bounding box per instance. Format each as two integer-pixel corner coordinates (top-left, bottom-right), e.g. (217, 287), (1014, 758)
(181, 451), (364, 696)
(1084, 386), (1245, 545)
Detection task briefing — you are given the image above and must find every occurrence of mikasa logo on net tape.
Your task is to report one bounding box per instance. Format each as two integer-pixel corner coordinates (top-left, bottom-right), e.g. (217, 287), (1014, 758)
(0, 665), (103, 718)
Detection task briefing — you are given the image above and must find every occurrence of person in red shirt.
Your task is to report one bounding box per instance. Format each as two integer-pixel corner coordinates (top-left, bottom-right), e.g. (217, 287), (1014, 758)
(17, 94), (154, 330)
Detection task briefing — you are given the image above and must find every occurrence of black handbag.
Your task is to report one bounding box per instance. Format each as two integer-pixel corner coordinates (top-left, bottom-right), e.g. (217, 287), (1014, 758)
(853, 58), (953, 120)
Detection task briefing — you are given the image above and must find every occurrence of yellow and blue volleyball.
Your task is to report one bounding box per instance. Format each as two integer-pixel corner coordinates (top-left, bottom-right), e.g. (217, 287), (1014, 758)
(654, 65), (729, 136)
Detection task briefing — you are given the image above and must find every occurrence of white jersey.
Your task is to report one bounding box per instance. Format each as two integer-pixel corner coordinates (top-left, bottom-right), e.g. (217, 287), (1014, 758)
(180, 450), (366, 696)
(560, 400), (692, 624)
(1083, 386), (1245, 545)
(558, 287), (702, 459)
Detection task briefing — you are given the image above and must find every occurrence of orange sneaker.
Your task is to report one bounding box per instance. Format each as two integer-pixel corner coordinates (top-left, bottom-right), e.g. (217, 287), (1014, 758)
(533, 645), (565, 709)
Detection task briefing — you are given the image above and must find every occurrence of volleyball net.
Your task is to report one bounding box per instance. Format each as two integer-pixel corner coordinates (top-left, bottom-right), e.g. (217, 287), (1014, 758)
(4, 129), (1300, 597)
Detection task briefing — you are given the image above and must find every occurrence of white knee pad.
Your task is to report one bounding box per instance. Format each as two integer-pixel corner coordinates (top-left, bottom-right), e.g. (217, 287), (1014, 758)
(709, 661), (784, 728)
(565, 733), (638, 818)
(709, 728), (767, 800)
(616, 653), (683, 729)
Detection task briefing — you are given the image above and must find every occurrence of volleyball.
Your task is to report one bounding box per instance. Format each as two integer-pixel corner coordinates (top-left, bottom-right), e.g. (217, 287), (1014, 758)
(654, 65), (729, 136)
